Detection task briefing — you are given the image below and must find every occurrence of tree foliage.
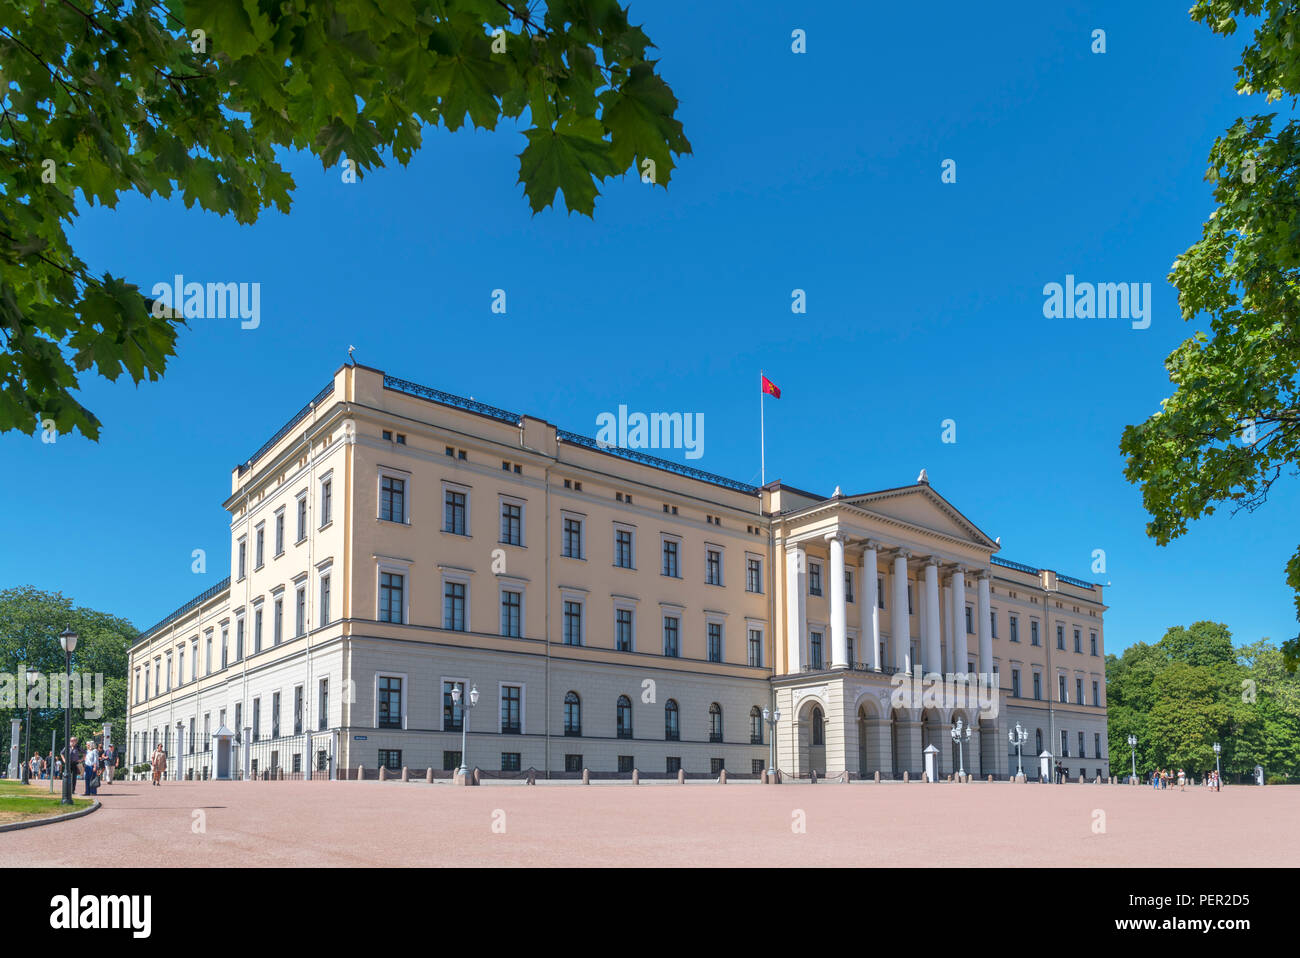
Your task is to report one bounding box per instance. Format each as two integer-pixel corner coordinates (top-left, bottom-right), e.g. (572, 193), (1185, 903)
(0, 585), (134, 759)
(1120, 2), (1300, 669)
(1107, 620), (1300, 781)
(0, 0), (690, 439)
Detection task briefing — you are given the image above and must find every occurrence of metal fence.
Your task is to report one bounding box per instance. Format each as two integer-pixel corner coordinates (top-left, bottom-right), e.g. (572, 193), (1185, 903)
(130, 731), (339, 781)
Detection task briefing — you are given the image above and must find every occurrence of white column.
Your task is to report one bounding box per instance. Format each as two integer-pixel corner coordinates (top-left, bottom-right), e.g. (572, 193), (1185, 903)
(785, 545), (806, 673)
(827, 533), (848, 668)
(952, 567), (968, 674)
(923, 558), (942, 676)
(977, 571), (993, 675)
(891, 552), (911, 673)
(942, 582), (953, 673)
(861, 541), (881, 671)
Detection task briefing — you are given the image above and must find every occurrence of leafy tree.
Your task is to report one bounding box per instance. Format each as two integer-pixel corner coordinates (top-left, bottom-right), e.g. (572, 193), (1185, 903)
(1119, 1), (1300, 670)
(0, 0), (689, 439)
(0, 585), (134, 763)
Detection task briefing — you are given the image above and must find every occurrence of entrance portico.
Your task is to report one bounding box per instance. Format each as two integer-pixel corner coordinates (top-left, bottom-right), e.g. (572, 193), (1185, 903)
(772, 473), (1011, 779)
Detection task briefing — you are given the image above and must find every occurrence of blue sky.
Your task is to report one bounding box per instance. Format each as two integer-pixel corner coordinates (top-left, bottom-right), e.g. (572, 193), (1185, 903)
(2, 1), (1295, 656)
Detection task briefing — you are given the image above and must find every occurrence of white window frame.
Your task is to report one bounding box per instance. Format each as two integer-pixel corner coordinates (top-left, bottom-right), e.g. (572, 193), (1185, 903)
(498, 681), (526, 735)
(441, 569), (472, 632)
(273, 506), (286, 557)
(612, 522), (637, 570)
(660, 533), (682, 578)
(442, 479), (471, 536)
(377, 465), (412, 524)
(295, 490), (308, 543)
(560, 588), (587, 646)
(612, 597), (637, 652)
(560, 510), (585, 559)
(498, 580), (526, 638)
(745, 552), (764, 594)
(705, 612), (727, 663)
(498, 494), (527, 548)
(704, 542), (726, 587)
(745, 619), (765, 668)
(375, 557), (412, 625)
(319, 470), (334, 529)
(373, 671), (409, 730)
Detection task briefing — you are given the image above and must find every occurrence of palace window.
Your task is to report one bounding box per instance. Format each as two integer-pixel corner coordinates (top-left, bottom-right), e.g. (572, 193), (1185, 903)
(443, 580), (467, 631)
(562, 516), (584, 558)
(615, 608), (634, 652)
(747, 628), (763, 668)
(665, 700), (680, 741)
(706, 548), (723, 586)
(614, 528), (634, 569)
(746, 556), (763, 593)
(443, 681), (464, 732)
(811, 707), (824, 747)
(378, 676), (402, 729)
(564, 691), (582, 736)
(501, 589), (522, 637)
(1092, 680), (1101, 707)
(1011, 668), (1021, 697)
(379, 572), (404, 624)
(444, 489), (467, 535)
(616, 695), (633, 739)
(708, 703), (723, 743)
(296, 583), (307, 635)
(1074, 628), (1082, 653)
(707, 622), (723, 663)
(501, 686), (522, 734)
(750, 706), (763, 745)
(1090, 631), (1098, 656)
(380, 475), (406, 522)
(563, 600), (583, 646)
(809, 631), (824, 670)
(809, 562), (822, 596)
(1059, 675), (1068, 702)
(500, 501), (522, 546)
(663, 616), (679, 657)
(1009, 615), (1019, 642)
(1031, 621), (1040, 646)
(662, 538), (680, 577)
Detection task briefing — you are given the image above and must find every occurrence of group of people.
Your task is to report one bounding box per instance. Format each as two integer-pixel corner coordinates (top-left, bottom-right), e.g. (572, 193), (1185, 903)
(42, 736), (120, 797)
(1148, 767), (1220, 791)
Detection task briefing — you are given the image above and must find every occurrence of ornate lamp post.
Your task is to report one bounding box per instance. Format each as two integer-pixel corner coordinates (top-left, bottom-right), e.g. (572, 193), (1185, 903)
(1213, 742), (1221, 784)
(951, 717), (972, 777)
(58, 628), (78, 805)
(762, 706), (781, 779)
(1127, 734), (1138, 783)
(1008, 722), (1028, 778)
(450, 684), (478, 778)
(20, 667), (36, 784)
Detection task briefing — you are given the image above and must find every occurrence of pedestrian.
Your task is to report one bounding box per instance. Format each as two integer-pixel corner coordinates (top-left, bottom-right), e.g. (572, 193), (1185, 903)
(1178, 767), (1186, 790)
(151, 745), (167, 786)
(83, 741), (100, 796)
(60, 736), (82, 795)
(104, 743), (115, 784)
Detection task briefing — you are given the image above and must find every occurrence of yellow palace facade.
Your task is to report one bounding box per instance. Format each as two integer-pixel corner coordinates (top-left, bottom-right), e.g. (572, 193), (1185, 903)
(126, 363), (1110, 780)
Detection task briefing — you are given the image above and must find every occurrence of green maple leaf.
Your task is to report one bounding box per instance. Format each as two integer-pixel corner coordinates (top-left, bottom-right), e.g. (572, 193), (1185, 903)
(517, 114), (619, 216)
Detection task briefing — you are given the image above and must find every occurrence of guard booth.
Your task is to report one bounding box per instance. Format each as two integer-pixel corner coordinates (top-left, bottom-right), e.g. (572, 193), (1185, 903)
(1039, 751), (1053, 783)
(923, 744), (939, 782)
(212, 725), (235, 780)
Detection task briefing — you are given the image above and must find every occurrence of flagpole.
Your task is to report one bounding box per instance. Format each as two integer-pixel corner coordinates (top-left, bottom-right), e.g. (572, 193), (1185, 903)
(760, 369), (766, 486)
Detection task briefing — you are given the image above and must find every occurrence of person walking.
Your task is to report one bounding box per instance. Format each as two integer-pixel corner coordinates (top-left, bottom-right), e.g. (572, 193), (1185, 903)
(151, 745), (167, 786)
(103, 743), (115, 785)
(1178, 768), (1186, 790)
(60, 737), (82, 795)
(83, 741), (100, 797)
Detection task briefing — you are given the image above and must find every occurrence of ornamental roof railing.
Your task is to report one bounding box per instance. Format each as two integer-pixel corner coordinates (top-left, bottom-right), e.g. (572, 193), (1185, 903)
(991, 556), (1097, 590)
(135, 576), (231, 644)
(383, 376), (522, 425)
(237, 383), (336, 476)
(556, 430), (759, 495)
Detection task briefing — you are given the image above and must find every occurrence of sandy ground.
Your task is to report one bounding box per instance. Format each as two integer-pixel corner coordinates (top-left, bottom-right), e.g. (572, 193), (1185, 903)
(1, 778), (1293, 867)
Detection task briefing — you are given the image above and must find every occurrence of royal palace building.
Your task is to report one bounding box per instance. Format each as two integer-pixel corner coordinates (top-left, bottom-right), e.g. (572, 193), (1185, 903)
(126, 363), (1110, 781)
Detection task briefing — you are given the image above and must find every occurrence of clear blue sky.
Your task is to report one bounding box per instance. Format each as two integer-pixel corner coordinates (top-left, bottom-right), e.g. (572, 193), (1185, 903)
(2, 1), (1295, 656)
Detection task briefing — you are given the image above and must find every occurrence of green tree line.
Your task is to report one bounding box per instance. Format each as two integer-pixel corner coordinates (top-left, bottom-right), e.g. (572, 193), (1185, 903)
(0, 586), (133, 768)
(1107, 621), (1300, 783)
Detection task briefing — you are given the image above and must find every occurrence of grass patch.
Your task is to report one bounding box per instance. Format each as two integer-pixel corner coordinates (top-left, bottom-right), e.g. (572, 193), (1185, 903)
(0, 781), (92, 825)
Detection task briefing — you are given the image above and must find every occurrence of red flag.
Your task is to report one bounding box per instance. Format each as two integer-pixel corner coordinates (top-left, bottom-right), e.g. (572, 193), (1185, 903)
(761, 374), (781, 399)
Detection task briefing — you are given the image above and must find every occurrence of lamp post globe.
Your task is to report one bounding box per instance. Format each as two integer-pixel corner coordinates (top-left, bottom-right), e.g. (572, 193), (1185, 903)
(950, 718), (971, 778)
(1008, 723), (1028, 777)
(452, 684), (478, 778)
(58, 628), (78, 805)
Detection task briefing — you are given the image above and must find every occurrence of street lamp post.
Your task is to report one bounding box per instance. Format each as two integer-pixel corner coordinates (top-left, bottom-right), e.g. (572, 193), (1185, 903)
(450, 683), (479, 778)
(1008, 723), (1028, 778)
(58, 628), (78, 805)
(1213, 742), (1221, 785)
(20, 668), (35, 784)
(1127, 734), (1138, 783)
(951, 717), (972, 778)
(762, 707), (781, 780)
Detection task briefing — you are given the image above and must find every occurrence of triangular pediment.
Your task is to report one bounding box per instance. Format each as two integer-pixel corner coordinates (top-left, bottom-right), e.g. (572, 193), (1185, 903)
(842, 484), (997, 549)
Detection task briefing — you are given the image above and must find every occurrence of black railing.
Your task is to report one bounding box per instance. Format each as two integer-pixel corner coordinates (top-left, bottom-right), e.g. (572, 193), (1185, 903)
(237, 382), (335, 476)
(383, 376), (522, 425)
(135, 576), (231, 643)
(1054, 571), (1097, 590)
(991, 556), (1039, 575)
(557, 430), (759, 495)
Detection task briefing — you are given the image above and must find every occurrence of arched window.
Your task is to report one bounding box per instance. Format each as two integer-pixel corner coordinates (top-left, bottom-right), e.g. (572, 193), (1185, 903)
(812, 707), (824, 747)
(750, 706), (763, 745)
(708, 703), (723, 743)
(616, 695), (633, 739)
(1035, 728), (1043, 755)
(665, 699), (680, 741)
(564, 691), (581, 736)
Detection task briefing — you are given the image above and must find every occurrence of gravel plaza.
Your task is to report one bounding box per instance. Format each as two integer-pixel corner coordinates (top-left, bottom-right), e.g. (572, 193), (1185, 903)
(3, 778), (1294, 868)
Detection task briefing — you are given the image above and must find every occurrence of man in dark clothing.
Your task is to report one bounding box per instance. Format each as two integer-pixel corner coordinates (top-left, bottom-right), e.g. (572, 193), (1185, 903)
(60, 737), (83, 795)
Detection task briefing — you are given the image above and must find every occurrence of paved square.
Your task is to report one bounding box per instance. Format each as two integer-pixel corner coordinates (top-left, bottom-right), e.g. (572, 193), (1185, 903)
(2, 779), (1293, 868)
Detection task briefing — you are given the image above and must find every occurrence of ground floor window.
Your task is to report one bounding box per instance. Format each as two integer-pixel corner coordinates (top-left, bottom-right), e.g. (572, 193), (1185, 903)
(443, 750), (461, 771)
(316, 749), (328, 772)
(564, 754), (583, 773)
(617, 755), (634, 773)
(666, 756), (681, 774)
(710, 758), (725, 775)
(752, 759), (766, 775)
(292, 752), (302, 774)
(378, 749), (402, 770)
(501, 752), (521, 771)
